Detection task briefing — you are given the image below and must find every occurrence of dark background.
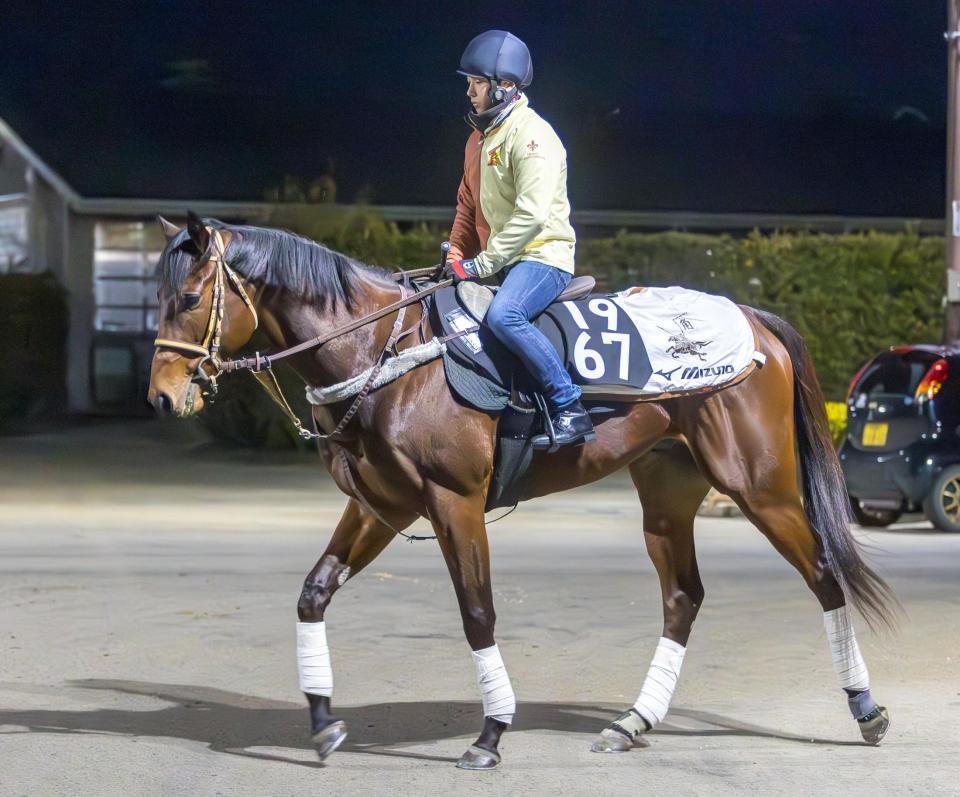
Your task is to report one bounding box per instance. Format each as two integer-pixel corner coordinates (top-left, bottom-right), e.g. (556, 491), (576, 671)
(0, 1), (947, 215)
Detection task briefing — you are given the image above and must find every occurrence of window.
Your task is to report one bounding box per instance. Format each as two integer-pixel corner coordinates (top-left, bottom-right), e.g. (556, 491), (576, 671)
(0, 199), (28, 273)
(94, 221), (165, 333)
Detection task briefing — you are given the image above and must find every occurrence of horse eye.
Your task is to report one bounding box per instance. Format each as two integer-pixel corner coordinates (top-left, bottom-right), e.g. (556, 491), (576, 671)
(181, 292), (201, 311)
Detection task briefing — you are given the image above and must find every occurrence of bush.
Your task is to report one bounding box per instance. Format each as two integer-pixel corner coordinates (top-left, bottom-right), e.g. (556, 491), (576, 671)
(825, 401), (849, 448)
(0, 272), (68, 432)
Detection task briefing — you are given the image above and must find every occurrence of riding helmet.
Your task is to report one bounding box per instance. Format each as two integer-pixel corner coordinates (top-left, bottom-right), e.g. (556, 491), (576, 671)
(457, 30), (533, 88)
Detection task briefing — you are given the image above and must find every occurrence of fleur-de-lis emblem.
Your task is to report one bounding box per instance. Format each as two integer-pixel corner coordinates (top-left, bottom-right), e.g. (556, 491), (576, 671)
(527, 139), (539, 152)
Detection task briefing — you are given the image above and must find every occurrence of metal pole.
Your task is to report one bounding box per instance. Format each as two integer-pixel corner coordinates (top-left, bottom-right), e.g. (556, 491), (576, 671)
(944, 1), (960, 342)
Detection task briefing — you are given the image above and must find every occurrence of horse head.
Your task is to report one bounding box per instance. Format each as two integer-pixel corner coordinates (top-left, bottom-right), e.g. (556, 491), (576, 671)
(147, 212), (259, 417)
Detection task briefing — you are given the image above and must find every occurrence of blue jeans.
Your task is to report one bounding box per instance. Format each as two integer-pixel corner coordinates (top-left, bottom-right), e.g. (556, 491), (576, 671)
(485, 260), (581, 409)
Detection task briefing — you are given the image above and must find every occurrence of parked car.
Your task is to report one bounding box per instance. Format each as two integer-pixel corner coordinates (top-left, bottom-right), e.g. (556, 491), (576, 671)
(840, 344), (960, 532)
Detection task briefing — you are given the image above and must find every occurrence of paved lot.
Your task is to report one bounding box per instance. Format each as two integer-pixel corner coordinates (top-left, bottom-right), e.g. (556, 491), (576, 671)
(0, 420), (957, 796)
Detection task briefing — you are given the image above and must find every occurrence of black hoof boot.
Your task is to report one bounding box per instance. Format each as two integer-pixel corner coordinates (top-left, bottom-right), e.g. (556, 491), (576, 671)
(456, 717), (507, 770)
(307, 694), (347, 762)
(531, 400), (596, 452)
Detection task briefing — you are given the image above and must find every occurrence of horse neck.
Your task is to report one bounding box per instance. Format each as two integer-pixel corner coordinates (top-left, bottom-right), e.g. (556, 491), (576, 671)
(256, 269), (404, 388)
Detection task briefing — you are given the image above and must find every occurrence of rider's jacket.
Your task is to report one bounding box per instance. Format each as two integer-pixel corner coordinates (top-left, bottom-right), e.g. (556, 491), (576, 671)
(449, 94), (576, 278)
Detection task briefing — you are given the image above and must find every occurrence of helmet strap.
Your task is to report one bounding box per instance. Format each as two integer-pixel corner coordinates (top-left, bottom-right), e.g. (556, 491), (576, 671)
(467, 89), (522, 133)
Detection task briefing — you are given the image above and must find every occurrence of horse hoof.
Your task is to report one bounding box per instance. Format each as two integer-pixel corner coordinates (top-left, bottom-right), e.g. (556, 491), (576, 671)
(456, 744), (501, 770)
(311, 720), (348, 762)
(858, 706), (890, 746)
(590, 727), (648, 753)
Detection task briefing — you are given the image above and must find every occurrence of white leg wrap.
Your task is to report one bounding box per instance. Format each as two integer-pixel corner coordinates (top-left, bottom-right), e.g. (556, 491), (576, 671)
(472, 644), (516, 724)
(297, 621), (333, 696)
(824, 607), (869, 691)
(632, 637), (686, 728)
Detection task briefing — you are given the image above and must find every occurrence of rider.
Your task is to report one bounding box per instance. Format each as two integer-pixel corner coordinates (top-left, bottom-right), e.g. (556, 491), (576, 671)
(445, 29), (595, 450)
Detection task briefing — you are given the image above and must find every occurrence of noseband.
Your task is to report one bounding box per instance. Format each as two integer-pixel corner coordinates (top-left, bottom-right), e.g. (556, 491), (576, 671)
(153, 229), (258, 397)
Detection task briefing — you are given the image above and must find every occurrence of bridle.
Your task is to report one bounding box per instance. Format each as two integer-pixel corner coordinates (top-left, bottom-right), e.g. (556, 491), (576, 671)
(153, 229), (259, 398)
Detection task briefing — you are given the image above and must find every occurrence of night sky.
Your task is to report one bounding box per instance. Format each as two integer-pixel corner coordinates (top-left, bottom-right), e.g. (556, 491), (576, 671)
(0, 1), (948, 215)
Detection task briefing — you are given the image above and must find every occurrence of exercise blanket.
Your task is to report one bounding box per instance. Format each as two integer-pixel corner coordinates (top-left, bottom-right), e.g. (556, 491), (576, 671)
(541, 285), (763, 396)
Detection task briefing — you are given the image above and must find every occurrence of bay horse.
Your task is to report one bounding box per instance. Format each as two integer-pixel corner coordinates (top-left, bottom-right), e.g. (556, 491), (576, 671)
(147, 216), (895, 769)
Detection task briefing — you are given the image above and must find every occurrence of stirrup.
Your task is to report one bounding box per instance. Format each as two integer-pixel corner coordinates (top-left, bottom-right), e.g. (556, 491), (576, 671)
(533, 393), (558, 452)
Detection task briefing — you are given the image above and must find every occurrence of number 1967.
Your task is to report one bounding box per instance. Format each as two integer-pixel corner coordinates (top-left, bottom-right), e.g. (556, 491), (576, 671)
(563, 299), (631, 381)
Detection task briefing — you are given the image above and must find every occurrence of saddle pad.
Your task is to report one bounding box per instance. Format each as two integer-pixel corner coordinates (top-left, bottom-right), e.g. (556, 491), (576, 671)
(433, 284), (760, 402)
(618, 286), (760, 393)
(554, 286), (760, 396)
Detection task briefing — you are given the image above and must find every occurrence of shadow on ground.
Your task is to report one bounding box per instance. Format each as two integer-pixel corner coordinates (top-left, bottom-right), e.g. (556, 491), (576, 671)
(0, 680), (865, 768)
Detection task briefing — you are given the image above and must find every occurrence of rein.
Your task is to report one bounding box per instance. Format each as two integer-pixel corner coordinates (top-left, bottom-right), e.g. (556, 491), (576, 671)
(153, 228), (455, 439)
(153, 230), (472, 542)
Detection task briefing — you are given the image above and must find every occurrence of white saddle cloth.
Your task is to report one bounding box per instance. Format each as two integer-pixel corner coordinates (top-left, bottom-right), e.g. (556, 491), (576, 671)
(610, 285), (763, 396)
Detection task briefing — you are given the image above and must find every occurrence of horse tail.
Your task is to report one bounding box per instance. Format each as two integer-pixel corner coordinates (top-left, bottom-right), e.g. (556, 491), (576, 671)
(749, 307), (898, 631)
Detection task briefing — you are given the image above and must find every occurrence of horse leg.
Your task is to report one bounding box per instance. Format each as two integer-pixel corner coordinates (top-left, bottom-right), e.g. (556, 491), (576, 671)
(297, 498), (416, 760)
(679, 365), (890, 745)
(592, 441), (711, 752)
(726, 489), (889, 744)
(425, 484), (513, 770)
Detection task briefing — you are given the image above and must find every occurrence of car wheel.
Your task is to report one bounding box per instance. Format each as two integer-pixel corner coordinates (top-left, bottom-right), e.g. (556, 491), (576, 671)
(849, 498), (902, 528)
(923, 465), (960, 532)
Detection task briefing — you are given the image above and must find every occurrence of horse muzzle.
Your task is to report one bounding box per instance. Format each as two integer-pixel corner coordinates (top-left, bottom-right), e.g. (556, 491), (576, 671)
(148, 380), (204, 418)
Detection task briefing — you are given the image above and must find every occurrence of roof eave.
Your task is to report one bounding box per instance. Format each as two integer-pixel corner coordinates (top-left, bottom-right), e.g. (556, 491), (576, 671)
(0, 115), (80, 204)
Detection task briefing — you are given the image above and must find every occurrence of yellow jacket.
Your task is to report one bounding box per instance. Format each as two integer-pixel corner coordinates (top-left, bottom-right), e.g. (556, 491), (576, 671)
(449, 95), (576, 277)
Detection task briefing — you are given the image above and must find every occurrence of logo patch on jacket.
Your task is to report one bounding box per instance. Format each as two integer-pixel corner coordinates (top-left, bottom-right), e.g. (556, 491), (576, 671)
(526, 139), (539, 152)
(487, 145), (503, 166)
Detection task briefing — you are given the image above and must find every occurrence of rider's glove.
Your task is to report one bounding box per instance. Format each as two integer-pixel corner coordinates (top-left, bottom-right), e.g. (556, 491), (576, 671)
(446, 258), (479, 283)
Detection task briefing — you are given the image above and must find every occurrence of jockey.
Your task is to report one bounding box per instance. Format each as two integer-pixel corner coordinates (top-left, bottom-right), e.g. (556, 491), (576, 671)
(445, 29), (595, 450)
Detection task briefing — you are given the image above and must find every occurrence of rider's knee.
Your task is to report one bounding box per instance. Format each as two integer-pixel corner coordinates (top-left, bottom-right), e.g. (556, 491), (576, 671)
(486, 300), (525, 336)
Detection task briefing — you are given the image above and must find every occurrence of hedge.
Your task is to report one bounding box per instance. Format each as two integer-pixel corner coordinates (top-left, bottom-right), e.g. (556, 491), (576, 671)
(578, 228), (945, 398)
(0, 272), (68, 433)
(196, 208), (943, 445)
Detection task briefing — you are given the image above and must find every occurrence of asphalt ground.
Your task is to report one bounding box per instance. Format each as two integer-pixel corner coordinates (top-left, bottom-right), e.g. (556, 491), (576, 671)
(0, 419), (957, 796)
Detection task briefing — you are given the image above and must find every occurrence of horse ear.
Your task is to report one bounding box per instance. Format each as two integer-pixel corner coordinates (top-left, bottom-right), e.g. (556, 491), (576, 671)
(157, 215), (182, 241)
(186, 210), (210, 254)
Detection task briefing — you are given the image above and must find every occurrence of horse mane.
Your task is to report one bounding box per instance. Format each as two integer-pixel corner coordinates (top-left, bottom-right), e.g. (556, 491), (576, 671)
(156, 219), (391, 309)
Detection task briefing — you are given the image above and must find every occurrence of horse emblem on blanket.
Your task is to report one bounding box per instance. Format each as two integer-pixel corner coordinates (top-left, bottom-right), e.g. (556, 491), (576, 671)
(661, 314), (711, 361)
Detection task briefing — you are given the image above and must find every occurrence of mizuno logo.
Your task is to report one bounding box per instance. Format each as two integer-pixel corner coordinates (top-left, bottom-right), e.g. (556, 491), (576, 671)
(654, 366), (681, 379)
(681, 364), (734, 380)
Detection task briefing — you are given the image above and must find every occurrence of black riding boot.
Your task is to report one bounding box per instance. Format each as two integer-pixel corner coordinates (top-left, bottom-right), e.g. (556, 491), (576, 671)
(531, 399), (596, 452)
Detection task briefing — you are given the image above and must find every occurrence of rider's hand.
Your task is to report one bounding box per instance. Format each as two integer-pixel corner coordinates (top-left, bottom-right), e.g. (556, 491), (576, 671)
(445, 258), (479, 283)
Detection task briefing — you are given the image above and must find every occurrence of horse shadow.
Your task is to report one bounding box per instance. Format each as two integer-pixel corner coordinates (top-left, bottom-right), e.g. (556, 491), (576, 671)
(0, 680), (864, 768)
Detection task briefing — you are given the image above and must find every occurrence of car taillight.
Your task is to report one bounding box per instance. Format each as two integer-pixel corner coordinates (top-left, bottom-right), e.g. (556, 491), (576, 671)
(847, 361), (871, 402)
(916, 358), (949, 402)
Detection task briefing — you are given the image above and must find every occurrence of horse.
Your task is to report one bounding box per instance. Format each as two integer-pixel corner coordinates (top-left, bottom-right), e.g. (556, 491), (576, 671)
(147, 215), (896, 770)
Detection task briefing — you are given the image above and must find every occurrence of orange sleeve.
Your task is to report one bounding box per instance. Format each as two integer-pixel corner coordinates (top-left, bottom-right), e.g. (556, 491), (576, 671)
(449, 177), (480, 261)
(448, 130), (487, 260)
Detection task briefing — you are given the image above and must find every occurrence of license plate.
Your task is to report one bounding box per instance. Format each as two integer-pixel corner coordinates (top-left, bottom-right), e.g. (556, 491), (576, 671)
(862, 422), (889, 447)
